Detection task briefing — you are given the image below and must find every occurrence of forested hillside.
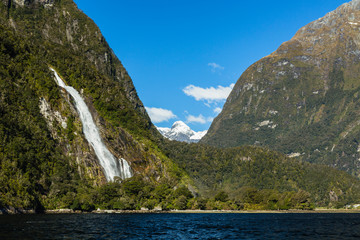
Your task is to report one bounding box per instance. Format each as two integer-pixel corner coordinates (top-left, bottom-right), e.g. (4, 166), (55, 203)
(1, 0), (360, 212)
(0, 0), (187, 211)
(159, 140), (360, 208)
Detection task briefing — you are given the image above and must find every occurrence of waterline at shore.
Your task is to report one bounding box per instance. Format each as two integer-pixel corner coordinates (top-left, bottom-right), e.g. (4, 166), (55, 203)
(45, 208), (360, 214)
(3, 208), (360, 215)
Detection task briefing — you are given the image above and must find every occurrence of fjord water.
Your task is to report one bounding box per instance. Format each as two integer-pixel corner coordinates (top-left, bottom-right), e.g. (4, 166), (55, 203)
(1, 213), (360, 239)
(50, 68), (132, 181)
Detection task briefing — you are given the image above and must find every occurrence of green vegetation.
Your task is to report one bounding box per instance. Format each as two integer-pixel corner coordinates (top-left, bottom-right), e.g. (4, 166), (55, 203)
(42, 176), (315, 211)
(2, 0), (156, 141)
(1, 0), (360, 213)
(0, 24), (67, 211)
(0, 0), (188, 212)
(158, 140), (360, 208)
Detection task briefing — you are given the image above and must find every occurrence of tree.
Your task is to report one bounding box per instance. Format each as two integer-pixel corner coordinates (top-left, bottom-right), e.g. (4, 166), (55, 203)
(214, 191), (229, 202)
(173, 186), (193, 199)
(173, 195), (188, 210)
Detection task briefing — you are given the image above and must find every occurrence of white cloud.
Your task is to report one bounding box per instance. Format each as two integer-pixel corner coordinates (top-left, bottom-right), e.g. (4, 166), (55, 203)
(145, 107), (177, 123)
(208, 62), (224, 72)
(214, 107), (222, 114)
(186, 114), (213, 124)
(183, 83), (235, 102)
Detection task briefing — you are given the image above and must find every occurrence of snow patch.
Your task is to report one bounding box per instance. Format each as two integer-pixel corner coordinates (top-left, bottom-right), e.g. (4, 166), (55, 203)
(157, 121), (207, 143)
(190, 130), (208, 141)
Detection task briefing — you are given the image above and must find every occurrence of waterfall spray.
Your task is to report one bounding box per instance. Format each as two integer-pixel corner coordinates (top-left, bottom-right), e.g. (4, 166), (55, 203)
(50, 68), (132, 181)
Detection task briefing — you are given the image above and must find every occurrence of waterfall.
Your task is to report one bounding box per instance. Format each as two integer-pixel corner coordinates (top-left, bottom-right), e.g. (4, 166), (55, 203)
(50, 68), (132, 181)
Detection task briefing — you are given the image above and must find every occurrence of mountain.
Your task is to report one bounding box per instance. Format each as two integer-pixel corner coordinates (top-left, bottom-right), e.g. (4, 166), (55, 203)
(2, 0), (360, 212)
(157, 121), (207, 143)
(202, 0), (360, 177)
(0, 0), (192, 211)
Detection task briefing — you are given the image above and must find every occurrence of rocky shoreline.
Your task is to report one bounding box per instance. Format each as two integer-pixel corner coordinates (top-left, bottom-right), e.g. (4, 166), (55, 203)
(2, 208), (360, 215)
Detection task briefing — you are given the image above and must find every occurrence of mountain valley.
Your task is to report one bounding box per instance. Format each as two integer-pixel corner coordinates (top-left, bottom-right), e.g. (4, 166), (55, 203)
(1, 0), (360, 212)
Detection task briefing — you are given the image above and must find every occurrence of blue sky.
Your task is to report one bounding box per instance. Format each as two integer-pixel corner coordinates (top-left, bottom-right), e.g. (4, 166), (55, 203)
(73, 0), (349, 131)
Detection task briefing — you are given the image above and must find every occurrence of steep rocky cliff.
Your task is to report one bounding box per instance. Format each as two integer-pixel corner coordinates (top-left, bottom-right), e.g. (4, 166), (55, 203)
(202, 0), (360, 176)
(0, 0), (186, 209)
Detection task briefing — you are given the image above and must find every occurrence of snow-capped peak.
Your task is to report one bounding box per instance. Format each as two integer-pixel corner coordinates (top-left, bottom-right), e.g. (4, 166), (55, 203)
(156, 121), (207, 143)
(190, 130), (208, 141)
(171, 121), (193, 134)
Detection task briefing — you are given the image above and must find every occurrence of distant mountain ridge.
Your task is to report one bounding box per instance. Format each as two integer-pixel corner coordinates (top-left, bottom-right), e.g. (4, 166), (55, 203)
(201, 0), (360, 176)
(157, 121), (207, 143)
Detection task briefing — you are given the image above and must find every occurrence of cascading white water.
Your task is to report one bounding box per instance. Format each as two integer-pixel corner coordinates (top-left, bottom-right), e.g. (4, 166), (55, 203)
(50, 68), (132, 181)
(120, 158), (132, 179)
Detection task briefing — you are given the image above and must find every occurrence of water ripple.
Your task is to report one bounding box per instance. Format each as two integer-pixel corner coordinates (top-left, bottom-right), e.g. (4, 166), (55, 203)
(1, 213), (360, 239)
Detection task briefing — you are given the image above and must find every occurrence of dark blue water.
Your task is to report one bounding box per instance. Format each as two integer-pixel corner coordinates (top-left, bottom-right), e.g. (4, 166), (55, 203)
(1, 213), (360, 239)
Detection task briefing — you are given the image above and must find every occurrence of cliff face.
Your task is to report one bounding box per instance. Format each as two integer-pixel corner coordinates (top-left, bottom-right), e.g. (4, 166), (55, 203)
(202, 0), (360, 176)
(4, 0), (148, 119)
(0, 0), (183, 209)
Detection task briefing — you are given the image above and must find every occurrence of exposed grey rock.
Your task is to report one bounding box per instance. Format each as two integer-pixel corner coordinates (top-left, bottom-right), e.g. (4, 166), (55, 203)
(13, 0), (54, 7)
